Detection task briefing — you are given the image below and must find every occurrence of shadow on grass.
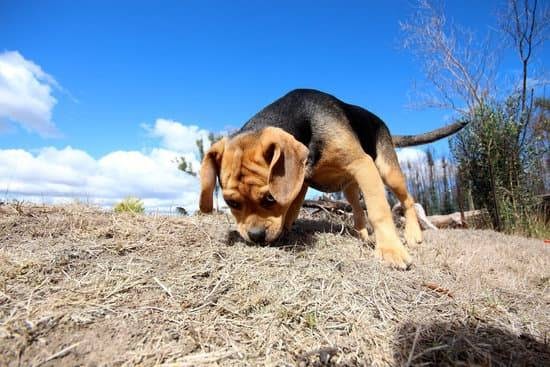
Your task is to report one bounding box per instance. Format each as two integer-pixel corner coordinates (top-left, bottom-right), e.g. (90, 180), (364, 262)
(394, 321), (550, 366)
(225, 218), (358, 251)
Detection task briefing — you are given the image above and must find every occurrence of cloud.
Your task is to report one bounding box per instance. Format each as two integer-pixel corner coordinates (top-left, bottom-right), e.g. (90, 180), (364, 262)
(0, 118), (222, 213)
(526, 76), (550, 90)
(396, 147), (427, 165)
(0, 146), (202, 212)
(1, 121), (459, 212)
(143, 118), (211, 154)
(0, 51), (60, 137)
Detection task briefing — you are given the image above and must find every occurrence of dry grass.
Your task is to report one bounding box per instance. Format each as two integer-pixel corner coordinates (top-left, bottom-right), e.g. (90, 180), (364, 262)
(0, 203), (549, 366)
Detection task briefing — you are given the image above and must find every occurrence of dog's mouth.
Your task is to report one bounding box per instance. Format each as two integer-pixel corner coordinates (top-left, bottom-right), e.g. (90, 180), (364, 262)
(247, 238), (269, 246)
(236, 226), (285, 245)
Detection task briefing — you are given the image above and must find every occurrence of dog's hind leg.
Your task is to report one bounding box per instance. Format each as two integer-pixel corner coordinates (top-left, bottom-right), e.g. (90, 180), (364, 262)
(343, 183), (373, 244)
(374, 150), (423, 247)
(347, 156), (412, 269)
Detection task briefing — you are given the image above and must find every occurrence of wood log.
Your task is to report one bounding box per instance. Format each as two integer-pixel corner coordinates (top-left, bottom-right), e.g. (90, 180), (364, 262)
(427, 210), (484, 228)
(302, 199), (354, 213)
(392, 203), (438, 230)
(303, 198), (484, 230)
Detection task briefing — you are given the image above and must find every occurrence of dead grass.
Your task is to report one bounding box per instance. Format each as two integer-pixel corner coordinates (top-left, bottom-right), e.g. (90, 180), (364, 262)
(0, 203), (549, 366)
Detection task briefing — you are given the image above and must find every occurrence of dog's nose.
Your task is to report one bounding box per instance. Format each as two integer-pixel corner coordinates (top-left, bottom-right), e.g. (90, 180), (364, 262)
(248, 227), (266, 242)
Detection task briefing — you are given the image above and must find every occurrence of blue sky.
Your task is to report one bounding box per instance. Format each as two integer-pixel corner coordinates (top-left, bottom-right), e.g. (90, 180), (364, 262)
(0, 0), (547, 210)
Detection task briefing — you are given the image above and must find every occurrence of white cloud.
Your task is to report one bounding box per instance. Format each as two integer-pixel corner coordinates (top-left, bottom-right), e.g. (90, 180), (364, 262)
(143, 118), (211, 154)
(526, 76), (550, 90)
(0, 51), (60, 137)
(0, 118), (221, 212)
(0, 53), (221, 212)
(0, 146), (202, 213)
(396, 147), (427, 165)
(1, 123), (460, 213)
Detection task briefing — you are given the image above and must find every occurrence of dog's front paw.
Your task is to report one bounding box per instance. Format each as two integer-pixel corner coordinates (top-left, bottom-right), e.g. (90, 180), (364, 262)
(404, 221), (423, 247)
(375, 242), (412, 270)
(357, 228), (375, 246)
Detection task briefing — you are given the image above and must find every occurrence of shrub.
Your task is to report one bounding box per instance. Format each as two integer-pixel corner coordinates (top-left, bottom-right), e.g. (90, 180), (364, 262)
(114, 197), (145, 214)
(450, 98), (546, 236)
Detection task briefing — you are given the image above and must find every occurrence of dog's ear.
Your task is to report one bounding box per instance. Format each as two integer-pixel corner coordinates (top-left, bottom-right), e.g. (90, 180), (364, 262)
(262, 128), (309, 206)
(199, 138), (226, 213)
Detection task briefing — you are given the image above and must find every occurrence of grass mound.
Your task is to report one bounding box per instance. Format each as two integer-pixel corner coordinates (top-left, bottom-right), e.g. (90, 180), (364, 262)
(0, 203), (549, 366)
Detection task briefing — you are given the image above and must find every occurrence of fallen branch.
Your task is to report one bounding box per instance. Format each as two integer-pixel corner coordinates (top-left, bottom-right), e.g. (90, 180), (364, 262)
(304, 198), (484, 229)
(392, 203), (438, 230)
(427, 210), (484, 229)
(302, 199), (354, 213)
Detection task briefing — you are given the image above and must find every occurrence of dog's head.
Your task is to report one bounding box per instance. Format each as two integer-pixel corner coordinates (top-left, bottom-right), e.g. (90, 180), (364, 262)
(199, 127), (309, 243)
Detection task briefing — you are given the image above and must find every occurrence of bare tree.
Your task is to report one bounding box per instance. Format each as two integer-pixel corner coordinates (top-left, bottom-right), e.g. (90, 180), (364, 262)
(499, 0), (550, 113)
(401, 0), (548, 235)
(425, 147), (438, 213)
(400, 0), (497, 116)
(440, 156), (454, 214)
(499, 0), (550, 152)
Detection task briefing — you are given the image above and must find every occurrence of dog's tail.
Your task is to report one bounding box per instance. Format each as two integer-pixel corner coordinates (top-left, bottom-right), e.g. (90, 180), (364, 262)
(392, 121), (468, 147)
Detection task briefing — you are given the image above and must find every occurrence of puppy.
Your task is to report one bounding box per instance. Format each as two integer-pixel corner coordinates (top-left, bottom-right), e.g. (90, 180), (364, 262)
(199, 89), (466, 269)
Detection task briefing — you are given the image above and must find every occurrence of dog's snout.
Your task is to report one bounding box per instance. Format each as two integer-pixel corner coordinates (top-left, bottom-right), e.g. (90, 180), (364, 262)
(248, 226), (266, 242)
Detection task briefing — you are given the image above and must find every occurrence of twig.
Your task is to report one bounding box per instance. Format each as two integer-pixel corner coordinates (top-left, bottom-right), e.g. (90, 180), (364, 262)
(34, 342), (80, 367)
(405, 327), (421, 367)
(338, 223), (345, 235)
(422, 282), (454, 298)
(140, 306), (178, 313)
(161, 349), (237, 366)
(153, 277), (173, 298)
(302, 199), (354, 212)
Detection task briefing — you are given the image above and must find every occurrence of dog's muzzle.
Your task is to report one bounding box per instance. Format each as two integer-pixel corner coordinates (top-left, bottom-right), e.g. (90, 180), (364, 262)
(247, 226), (266, 243)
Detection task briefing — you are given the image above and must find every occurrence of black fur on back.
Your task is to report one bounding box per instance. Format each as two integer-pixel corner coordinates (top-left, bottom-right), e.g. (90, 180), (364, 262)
(236, 89), (392, 168)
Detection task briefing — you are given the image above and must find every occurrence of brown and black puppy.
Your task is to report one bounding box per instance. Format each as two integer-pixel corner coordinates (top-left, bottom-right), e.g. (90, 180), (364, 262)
(199, 89), (466, 269)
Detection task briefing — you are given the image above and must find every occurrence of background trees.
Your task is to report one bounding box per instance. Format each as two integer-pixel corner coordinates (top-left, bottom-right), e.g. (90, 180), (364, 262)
(176, 132), (224, 211)
(401, 0), (548, 236)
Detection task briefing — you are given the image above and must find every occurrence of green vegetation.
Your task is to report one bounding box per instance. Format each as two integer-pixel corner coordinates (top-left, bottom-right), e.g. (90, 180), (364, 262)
(113, 197), (145, 214)
(451, 98), (548, 236)
(401, 0), (549, 237)
(175, 156), (196, 176)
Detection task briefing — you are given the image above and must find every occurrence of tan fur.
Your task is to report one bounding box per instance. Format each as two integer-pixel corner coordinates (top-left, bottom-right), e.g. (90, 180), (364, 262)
(201, 128), (308, 242)
(284, 184), (308, 230)
(346, 156), (411, 269)
(343, 183), (371, 243)
(307, 127), (358, 192)
(375, 155), (423, 246)
(200, 120), (420, 270)
(199, 138), (226, 213)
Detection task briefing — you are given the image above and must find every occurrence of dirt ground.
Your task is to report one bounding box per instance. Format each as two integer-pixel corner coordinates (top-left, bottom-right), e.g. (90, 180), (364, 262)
(0, 203), (549, 366)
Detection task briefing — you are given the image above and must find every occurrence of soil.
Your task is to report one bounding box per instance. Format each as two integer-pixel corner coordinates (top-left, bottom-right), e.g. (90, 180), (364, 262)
(1, 203), (549, 366)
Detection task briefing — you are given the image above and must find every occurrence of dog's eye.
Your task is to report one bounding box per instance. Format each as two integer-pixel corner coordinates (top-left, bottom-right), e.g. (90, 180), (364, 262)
(225, 199), (241, 210)
(261, 193), (276, 208)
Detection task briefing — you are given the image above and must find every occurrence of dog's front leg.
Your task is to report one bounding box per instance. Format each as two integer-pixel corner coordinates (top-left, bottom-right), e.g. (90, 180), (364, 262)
(284, 184), (308, 230)
(347, 156), (412, 270)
